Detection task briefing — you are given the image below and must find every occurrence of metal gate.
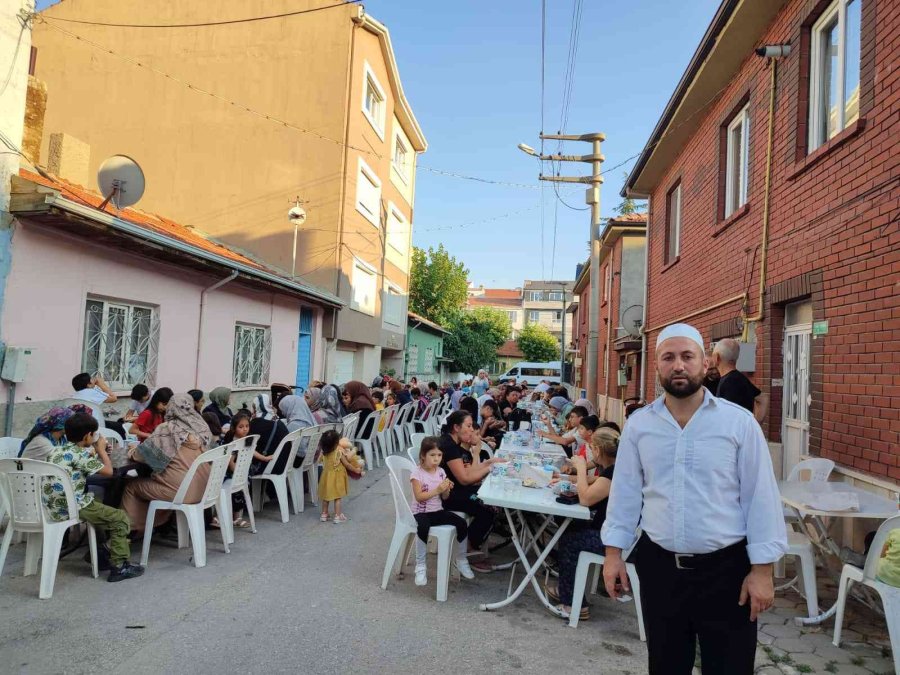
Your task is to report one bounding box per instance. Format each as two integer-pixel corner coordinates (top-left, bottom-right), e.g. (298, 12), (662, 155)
(783, 321), (812, 472)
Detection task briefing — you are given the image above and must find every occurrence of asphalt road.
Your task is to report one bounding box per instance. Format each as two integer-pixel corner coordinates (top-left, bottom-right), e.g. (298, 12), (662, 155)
(0, 469), (647, 674)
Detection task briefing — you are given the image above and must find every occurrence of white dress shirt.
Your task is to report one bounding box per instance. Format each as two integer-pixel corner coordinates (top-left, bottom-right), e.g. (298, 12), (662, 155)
(601, 389), (787, 564)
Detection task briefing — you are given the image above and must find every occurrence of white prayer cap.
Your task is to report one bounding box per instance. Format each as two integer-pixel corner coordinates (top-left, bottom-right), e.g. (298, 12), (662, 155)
(655, 323), (705, 353)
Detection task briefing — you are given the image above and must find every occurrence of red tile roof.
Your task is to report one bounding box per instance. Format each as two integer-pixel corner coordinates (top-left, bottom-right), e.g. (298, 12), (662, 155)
(480, 288), (521, 299)
(608, 212), (648, 224)
(468, 296), (521, 308)
(497, 339), (524, 358)
(19, 169), (275, 274)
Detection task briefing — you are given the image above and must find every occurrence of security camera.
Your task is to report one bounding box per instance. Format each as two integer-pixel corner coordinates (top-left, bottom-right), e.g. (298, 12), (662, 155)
(755, 45), (791, 58)
(288, 205), (307, 223)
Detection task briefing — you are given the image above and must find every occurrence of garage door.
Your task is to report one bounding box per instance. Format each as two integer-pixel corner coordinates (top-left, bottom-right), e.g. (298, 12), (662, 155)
(332, 350), (355, 385)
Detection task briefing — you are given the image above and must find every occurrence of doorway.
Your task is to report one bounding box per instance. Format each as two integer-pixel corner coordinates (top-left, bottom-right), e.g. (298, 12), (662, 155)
(782, 301), (812, 475)
(295, 308), (313, 393)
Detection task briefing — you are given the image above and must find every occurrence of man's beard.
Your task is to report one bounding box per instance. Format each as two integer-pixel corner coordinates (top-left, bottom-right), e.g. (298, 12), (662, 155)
(660, 372), (704, 399)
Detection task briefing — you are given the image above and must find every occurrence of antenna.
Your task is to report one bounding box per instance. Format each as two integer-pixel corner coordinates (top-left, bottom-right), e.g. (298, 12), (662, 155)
(97, 155), (145, 211)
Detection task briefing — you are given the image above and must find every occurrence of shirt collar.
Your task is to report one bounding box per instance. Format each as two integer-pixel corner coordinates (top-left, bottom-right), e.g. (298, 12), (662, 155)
(650, 385), (719, 412)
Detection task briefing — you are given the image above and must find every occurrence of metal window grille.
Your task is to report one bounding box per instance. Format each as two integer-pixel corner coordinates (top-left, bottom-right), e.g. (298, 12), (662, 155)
(82, 299), (159, 390)
(232, 324), (271, 388)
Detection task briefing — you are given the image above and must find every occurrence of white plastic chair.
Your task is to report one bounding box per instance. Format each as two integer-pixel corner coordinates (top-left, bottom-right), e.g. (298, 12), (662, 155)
(569, 548), (645, 640)
(382, 455), (456, 602)
(392, 402), (417, 458)
(218, 436), (259, 546)
(377, 404), (400, 462)
(341, 412), (360, 443)
(0, 458), (98, 598)
(140, 444), (233, 568)
(354, 410), (381, 469)
(249, 428), (304, 523)
(61, 398), (106, 430)
(406, 447), (419, 466)
(99, 427), (123, 444)
(834, 513), (900, 675)
(413, 399), (439, 435)
(778, 457), (835, 577)
(290, 425), (331, 513)
(781, 530), (819, 619)
(0, 437), (24, 459)
(410, 433), (426, 454)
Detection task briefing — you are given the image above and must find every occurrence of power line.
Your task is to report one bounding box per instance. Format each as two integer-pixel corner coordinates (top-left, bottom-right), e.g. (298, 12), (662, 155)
(39, 1), (362, 29)
(540, 0), (547, 281)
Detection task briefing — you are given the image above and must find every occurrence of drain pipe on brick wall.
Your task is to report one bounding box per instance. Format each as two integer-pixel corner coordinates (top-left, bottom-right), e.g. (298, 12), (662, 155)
(741, 44), (790, 340)
(638, 197), (651, 402)
(195, 270), (239, 388)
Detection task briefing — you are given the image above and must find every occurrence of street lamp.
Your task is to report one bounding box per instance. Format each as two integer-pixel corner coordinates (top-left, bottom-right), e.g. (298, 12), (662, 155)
(517, 143), (537, 156)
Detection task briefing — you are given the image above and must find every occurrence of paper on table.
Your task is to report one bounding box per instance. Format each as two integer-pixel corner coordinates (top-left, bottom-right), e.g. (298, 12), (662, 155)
(802, 491), (860, 512)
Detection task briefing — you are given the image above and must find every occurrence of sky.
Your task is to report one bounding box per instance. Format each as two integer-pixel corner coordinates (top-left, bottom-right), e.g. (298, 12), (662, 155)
(35, 0), (721, 288)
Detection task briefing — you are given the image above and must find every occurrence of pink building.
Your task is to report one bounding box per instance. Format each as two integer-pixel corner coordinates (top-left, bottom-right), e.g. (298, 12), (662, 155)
(2, 170), (342, 435)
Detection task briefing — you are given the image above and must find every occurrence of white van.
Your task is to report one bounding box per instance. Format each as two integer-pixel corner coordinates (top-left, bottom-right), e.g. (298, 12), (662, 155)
(497, 361), (561, 386)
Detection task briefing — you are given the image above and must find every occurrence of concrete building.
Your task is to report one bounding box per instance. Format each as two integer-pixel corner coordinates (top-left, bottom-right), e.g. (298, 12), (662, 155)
(31, 0), (426, 385)
(494, 339), (525, 377)
(405, 311), (449, 386)
(570, 214), (647, 424)
(522, 280), (574, 347)
(1, 169), (341, 436)
(466, 287), (523, 337)
(623, 0), (899, 534)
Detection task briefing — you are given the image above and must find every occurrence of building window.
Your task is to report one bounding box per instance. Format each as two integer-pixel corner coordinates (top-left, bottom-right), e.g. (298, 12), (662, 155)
(82, 298), (159, 390)
(554, 311), (562, 322)
(527, 291), (543, 302)
(350, 257), (377, 316)
(808, 0), (861, 151)
(506, 310), (517, 323)
(233, 323), (271, 388)
(724, 104), (750, 217)
(602, 265), (609, 302)
(666, 182), (682, 263)
(407, 344), (419, 373)
(355, 158), (381, 227)
(548, 291), (563, 301)
(382, 282), (405, 327)
(392, 135), (410, 184)
(528, 310), (540, 322)
(386, 202), (407, 255)
(423, 347), (434, 374)
(362, 61), (386, 139)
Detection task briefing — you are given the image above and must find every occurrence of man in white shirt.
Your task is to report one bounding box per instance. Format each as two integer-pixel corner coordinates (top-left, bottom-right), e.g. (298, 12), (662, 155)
(601, 323), (786, 675)
(71, 372), (117, 405)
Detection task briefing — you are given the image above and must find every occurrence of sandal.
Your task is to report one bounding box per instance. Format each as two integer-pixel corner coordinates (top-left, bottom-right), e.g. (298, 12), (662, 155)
(320, 513), (330, 522)
(233, 518), (252, 529)
(210, 517), (221, 529)
(333, 514), (348, 523)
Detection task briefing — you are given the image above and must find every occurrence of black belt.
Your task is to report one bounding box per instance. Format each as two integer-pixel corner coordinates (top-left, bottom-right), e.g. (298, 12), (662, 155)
(642, 533), (748, 571)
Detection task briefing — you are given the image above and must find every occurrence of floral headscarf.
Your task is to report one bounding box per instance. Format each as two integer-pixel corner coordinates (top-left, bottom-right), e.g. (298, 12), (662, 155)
(310, 386), (342, 424)
(137, 393), (212, 472)
(20, 405), (91, 453)
(305, 387), (323, 412)
(253, 393), (277, 420)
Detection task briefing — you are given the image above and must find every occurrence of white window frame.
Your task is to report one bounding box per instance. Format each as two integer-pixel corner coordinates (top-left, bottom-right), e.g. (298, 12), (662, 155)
(82, 297), (159, 390)
(553, 311), (562, 322)
(361, 61), (386, 140)
(527, 291), (543, 302)
(355, 157), (382, 228)
(385, 201), (408, 256)
(808, 0), (860, 152)
(506, 310), (517, 323)
(528, 310), (540, 322)
(724, 105), (750, 217)
(382, 280), (405, 328)
(667, 183), (682, 262)
(602, 265), (609, 302)
(232, 323), (272, 388)
(350, 256), (378, 316)
(392, 134), (410, 184)
(548, 291), (564, 301)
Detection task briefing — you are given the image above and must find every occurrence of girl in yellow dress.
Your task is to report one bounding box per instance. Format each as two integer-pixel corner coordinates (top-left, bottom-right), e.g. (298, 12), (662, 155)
(318, 430), (353, 523)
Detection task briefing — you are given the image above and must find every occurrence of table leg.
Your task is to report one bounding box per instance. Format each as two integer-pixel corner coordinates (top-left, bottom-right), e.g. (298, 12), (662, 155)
(480, 510), (571, 615)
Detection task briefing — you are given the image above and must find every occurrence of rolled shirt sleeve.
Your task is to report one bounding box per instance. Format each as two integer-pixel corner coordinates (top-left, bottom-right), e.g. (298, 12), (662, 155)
(738, 417), (788, 564)
(601, 423), (643, 551)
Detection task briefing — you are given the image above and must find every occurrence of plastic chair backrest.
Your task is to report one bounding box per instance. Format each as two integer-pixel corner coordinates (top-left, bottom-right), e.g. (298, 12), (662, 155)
(407, 447), (418, 466)
(342, 412), (360, 440)
(172, 444), (234, 506)
(481, 441), (494, 459)
(385, 455), (417, 529)
(419, 398), (439, 421)
(100, 427), (123, 444)
(61, 398), (106, 429)
(862, 513), (900, 581)
(229, 434), (260, 491)
(260, 428), (305, 476)
(0, 458), (78, 527)
(382, 404), (400, 431)
(410, 433), (426, 453)
(0, 437), (24, 459)
(400, 402), (417, 426)
(787, 458), (835, 483)
(356, 410), (379, 441)
(297, 425), (330, 468)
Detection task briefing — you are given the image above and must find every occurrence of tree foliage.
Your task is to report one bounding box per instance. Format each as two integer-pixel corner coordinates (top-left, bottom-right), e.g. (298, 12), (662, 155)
(409, 244), (469, 325)
(613, 171), (647, 216)
(516, 323), (559, 362)
(444, 307), (511, 375)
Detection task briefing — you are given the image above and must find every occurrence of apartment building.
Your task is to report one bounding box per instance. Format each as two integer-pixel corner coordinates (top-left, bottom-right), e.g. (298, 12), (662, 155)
(623, 0), (898, 522)
(31, 0), (426, 385)
(522, 280), (574, 347)
(466, 286), (524, 337)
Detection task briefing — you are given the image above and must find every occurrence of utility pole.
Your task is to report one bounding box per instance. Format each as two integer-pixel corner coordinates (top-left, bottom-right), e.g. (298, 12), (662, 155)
(521, 133), (604, 402)
(560, 288), (566, 382)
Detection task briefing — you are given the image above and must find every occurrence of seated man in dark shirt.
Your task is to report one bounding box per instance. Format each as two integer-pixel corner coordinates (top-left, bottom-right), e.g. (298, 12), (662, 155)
(712, 338), (768, 423)
(500, 386), (531, 430)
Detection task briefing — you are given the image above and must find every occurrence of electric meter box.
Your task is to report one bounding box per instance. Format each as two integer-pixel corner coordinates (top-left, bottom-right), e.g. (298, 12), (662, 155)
(1, 346), (34, 383)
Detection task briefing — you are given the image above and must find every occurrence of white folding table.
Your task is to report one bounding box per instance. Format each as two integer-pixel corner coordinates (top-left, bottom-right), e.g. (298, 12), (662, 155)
(779, 480), (898, 625)
(477, 476), (590, 616)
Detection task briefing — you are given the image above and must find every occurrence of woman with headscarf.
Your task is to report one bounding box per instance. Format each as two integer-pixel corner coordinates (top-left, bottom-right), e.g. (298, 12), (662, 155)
(343, 380), (375, 426)
(307, 386), (342, 424)
(573, 397), (596, 416)
(252, 393), (278, 421)
(277, 394), (318, 467)
(203, 387), (233, 427)
(19, 405), (84, 460)
(121, 393), (213, 532)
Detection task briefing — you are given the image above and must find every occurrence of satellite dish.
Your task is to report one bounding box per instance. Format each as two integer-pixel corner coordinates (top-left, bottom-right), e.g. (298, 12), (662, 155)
(620, 304), (644, 339)
(97, 155), (145, 210)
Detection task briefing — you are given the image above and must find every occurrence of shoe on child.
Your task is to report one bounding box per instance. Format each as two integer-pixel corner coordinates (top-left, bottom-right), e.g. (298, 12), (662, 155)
(456, 558), (475, 580)
(108, 561), (145, 583)
(414, 564), (427, 586)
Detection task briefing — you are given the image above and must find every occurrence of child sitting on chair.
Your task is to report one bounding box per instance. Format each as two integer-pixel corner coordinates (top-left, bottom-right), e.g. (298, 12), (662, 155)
(45, 412), (144, 582)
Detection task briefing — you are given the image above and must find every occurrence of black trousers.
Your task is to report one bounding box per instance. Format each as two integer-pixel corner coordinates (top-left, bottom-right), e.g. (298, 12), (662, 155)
(634, 534), (757, 675)
(413, 511), (468, 543)
(441, 490), (494, 548)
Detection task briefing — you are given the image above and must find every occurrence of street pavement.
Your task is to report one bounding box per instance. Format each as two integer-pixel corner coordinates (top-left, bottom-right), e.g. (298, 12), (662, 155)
(0, 469), (648, 674)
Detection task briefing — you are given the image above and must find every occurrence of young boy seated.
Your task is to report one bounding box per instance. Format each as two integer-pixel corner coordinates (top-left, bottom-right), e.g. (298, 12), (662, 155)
(45, 412), (144, 582)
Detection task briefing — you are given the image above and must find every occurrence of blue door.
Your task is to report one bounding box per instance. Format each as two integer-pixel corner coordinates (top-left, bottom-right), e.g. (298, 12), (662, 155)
(295, 308), (313, 394)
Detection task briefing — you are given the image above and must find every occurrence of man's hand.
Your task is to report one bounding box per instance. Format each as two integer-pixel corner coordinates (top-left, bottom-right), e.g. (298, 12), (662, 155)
(95, 435), (108, 452)
(603, 548), (631, 599)
(739, 564), (774, 621)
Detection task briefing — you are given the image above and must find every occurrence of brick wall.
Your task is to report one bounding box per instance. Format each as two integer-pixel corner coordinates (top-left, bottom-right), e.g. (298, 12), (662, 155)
(642, 0), (899, 478)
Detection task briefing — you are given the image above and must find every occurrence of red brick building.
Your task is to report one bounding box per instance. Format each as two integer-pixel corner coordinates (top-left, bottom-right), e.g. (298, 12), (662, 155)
(624, 0), (898, 483)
